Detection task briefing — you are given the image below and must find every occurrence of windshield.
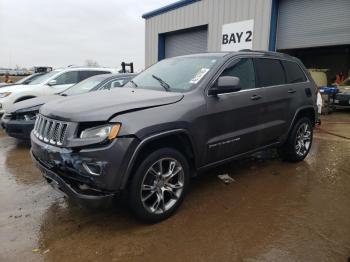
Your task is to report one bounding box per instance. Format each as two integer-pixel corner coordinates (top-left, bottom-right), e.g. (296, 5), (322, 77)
(16, 73), (43, 84)
(128, 56), (220, 92)
(61, 75), (106, 96)
(29, 70), (61, 85)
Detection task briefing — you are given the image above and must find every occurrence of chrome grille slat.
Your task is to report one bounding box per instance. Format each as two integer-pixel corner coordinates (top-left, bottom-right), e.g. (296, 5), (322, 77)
(33, 115), (69, 146)
(38, 118), (45, 139)
(43, 120), (51, 142)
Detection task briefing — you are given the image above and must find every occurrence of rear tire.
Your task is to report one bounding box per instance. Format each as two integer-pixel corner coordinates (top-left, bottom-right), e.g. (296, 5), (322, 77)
(280, 117), (313, 162)
(128, 148), (190, 223)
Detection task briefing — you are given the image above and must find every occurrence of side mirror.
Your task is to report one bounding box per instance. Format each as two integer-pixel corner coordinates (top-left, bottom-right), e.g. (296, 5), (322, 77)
(47, 79), (57, 86)
(209, 76), (241, 96)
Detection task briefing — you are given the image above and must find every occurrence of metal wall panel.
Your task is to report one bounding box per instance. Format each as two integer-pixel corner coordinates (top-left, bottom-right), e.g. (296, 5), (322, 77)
(277, 0), (350, 50)
(144, 0), (273, 67)
(164, 27), (208, 58)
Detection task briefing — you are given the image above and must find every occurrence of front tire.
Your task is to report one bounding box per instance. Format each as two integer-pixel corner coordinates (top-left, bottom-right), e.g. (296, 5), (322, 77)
(280, 117), (313, 162)
(128, 148), (190, 223)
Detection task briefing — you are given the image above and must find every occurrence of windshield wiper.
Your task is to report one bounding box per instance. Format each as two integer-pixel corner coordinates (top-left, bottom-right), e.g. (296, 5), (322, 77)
(130, 80), (138, 88)
(152, 74), (170, 91)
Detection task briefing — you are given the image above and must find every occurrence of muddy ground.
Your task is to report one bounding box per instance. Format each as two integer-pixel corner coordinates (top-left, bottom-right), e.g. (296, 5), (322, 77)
(1, 112), (350, 262)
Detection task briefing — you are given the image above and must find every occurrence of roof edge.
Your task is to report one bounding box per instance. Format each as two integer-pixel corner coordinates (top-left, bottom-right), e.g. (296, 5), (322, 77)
(142, 0), (200, 19)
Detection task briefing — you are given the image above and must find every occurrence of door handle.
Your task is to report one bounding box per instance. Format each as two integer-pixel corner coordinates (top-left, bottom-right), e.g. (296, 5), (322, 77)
(250, 95), (261, 100)
(288, 89), (296, 94)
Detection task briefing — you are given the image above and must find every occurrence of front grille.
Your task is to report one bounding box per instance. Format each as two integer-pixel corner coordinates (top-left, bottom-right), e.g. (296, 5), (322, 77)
(336, 94), (349, 100)
(33, 115), (69, 146)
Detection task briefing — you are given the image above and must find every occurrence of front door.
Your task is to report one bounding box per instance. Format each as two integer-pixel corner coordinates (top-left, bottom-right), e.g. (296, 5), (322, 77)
(204, 58), (265, 165)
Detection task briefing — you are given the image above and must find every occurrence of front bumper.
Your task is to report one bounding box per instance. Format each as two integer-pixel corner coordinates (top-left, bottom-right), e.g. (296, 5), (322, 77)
(31, 151), (115, 208)
(1, 118), (35, 139)
(332, 93), (350, 107)
(31, 132), (139, 207)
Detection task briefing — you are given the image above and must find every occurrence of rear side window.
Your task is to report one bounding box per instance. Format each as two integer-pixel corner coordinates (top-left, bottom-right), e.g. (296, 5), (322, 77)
(282, 60), (307, 84)
(79, 70), (111, 81)
(254, 58), (286, 87)
(221, 58), (255, 90)
(54, 71), (79, 85)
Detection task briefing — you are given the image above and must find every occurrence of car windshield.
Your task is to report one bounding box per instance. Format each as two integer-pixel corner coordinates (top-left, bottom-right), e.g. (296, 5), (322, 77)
(61, 75), (108, 96)
(16, 73), (44, 84)
(29, 70), (61, 85)
(127, 56), (220, 92)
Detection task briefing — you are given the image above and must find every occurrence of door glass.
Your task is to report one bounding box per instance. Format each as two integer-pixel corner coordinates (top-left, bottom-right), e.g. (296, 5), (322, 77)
(102, 78), (129, 90)
(54, 71), (79, 85)
(282, 60), (307, 84)
(79, 71), (110, 81)
(221, 58), (255, 89)
(254, 58), (286, 87)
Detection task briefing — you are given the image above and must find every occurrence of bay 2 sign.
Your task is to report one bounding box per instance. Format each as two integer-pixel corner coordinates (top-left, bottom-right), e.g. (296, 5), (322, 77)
(221, 19), (254, 51)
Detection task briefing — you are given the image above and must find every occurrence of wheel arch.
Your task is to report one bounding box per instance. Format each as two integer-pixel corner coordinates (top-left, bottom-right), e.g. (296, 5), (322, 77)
(121, 129), (197, 189)
(287, 106), (316, 137)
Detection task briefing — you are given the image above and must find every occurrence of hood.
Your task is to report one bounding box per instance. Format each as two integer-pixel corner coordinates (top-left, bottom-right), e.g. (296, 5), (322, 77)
(6, 95), (62, 113)
(0, 84), (41, 93)
(40, 88), (184, 122)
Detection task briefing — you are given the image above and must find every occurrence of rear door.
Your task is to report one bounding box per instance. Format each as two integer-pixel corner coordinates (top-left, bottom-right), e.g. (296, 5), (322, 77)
(253, 58), (303, 146)
(204, 57), (265, 164)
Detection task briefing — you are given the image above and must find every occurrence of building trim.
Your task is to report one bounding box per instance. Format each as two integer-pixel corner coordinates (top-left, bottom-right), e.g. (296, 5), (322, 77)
(158, 34), (166, 61)
(142, 0), (200, 19)
(268, 0), (279, 51)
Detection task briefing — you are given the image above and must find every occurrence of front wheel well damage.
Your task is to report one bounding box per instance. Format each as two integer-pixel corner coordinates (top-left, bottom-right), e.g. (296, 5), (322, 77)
(126, 133), (196, 188)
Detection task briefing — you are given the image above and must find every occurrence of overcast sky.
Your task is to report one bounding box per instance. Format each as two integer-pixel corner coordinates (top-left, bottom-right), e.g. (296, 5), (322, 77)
(0, 0), (174, 70)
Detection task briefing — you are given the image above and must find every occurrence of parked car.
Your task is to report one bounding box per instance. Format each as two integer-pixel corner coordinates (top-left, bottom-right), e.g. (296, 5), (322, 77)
(1, 73), (135, 139)
(333, 77), (350, 108)
(0, 67), (116, 117)
(31, 51), (317, 223)
(0, 72), (46, 88)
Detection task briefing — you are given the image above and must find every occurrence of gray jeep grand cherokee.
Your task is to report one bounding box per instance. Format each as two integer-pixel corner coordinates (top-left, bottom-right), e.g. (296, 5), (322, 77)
(31, 51), (317, 223)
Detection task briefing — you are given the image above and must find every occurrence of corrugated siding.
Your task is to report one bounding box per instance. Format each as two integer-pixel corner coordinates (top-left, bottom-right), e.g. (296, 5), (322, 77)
(165, 27), (208, 58)
(277, 0), (350, 50)
(145, 0), (273, 67)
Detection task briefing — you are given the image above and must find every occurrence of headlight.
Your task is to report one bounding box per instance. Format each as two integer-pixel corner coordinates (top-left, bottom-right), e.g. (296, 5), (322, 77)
(23, 112), (38, 121)
(0, 92), (11, 98)
(80, 123), (121, 140)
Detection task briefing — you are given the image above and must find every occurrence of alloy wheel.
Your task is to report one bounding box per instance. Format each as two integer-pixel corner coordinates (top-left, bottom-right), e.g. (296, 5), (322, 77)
(295, 123), (311, 157)
(140, 158), (184, 214)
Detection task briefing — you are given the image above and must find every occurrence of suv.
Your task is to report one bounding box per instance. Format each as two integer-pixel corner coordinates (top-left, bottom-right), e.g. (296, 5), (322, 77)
(0, 67), (115, 116)
(31, 51), (317, 223)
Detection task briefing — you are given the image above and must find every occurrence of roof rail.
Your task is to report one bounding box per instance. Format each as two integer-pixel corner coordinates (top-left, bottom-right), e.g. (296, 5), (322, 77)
(239, 49), (254, 52)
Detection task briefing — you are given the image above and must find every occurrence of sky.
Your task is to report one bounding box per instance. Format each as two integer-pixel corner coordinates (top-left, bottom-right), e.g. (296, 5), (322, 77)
(0, 0), (175, 70)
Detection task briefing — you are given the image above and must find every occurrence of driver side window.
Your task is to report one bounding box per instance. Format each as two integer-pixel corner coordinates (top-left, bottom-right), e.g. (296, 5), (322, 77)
(54, 71), (79, 85)
(221, 58), (256, 90)
(102, 78), (128, 90)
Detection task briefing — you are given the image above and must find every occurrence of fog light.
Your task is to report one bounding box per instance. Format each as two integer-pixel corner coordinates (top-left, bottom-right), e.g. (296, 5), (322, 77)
(82, 162), (101, 176)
